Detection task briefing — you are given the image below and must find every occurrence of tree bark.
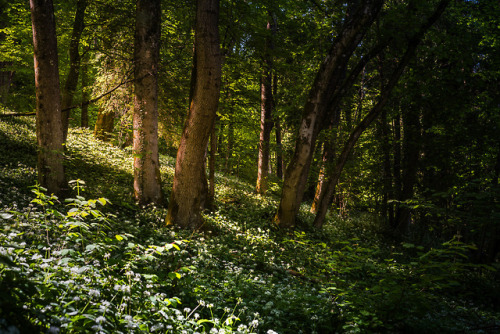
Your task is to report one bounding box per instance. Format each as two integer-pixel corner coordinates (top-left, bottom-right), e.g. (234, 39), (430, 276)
(275, 0), (383, 229)
(94, 108), (114, 141)
(61, 0), (87, 142)
(30, 0), (66, 195)
(133, 0), (162, 205)
(167, 0), (222, 229)
(207, 119), (217, 209)
(256, 15), (276, 195)
(80, 55), (89, 128)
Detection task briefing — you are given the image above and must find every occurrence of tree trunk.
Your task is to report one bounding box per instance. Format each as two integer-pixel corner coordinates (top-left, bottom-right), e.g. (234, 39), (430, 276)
(207, 119), (217, 209)
(133, 0), (162, 205)
(311, 129), (336, 214)
(256, 15), (276, 195)
(61, 0), (87, 142)
(0, 62), (14, 105)
(167, 0), (222, 229)
(80, 55), (89, 128)
(94, 108), (114, 141)
(395, 105), (420, 233)
(312, 0), (450, 229)
(273, 74), (283, 180)
(393, 113), (402, 229)
(30, 0), (66, 195)
(275, 0), (383, 229)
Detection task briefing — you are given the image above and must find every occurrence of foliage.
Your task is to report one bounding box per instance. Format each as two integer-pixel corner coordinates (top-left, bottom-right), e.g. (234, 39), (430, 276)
(1, 117), (500, 333)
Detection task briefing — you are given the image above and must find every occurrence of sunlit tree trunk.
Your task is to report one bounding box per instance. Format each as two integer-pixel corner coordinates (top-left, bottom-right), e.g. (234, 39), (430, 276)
(133, 0), (162, 205)
(167, 0), (222, 229)
(80, 55), (89, 128)
(94, 108), (114, 141)
(275, 0), (383, 229)
(61, 0), (87, 142)
(30, 0), (66, 195)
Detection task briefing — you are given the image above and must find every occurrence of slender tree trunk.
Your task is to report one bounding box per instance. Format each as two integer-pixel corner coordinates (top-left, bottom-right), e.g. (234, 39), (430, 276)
(311, 128), (337, 214)
(273, 74), (283, 180)
(275, 0), (383, 229)
(380, 109), (394, 225)
(61, 0), (87, 142)
(256, 15), (276, 195)
(30, 0), (66, 195)
(225, 118), (234, 173)
(80, 56), (89, 128)
(393, 113), (402, 229)
(207, 120), (217, 209)
(395, 105), (420, 233)
(133, 0), (162, 205)
(167, 0), (222, 229)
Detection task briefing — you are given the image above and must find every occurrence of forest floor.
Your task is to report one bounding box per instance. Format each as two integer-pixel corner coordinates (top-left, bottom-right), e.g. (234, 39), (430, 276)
(1, 116), (499, 333)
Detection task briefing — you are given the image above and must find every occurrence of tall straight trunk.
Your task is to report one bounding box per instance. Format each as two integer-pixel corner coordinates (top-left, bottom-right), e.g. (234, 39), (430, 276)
(30, 0), (66, 195)
(80, 56), (89, 128)
(207, 120), (217, 209)
(273, 74), (283, 179)
(380, 109), (394, 225)
(225, 118), (234, 173)
(256, 15), (276, 195)
(133, 0), (162, 205)
(275, 0), (384, 228)
(61, 0), (87, 142)
(393, 113), (402, 228)
(167, 0), (222, 229)
(395, 106), (420, 232)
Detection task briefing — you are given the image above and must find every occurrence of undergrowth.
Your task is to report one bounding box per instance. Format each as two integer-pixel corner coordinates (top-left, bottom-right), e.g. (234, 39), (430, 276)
(1, 117), (499, 333)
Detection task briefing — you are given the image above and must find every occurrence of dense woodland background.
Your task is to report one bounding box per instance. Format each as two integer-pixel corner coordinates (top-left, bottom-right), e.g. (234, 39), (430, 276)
(0, 0), (499, 333)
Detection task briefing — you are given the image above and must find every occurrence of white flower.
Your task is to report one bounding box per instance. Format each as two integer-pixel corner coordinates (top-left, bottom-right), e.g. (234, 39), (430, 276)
(267, 331), (278, 334)
(96, 316), (106, 324)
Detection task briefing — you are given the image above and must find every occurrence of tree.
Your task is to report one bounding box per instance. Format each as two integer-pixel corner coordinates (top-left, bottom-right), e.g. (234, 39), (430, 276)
(30, 0), (66, 195)
(132, 0), (162, 205)
(312, 0), (451, 229)
(256, 14), (276, 195)
(61, 0), (87, 143)
(166, 0), (222, 229)
(274, 0), (384, 229)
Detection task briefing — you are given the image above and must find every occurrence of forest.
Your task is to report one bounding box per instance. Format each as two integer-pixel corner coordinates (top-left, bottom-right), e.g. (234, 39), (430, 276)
(0, 0), (499, 332)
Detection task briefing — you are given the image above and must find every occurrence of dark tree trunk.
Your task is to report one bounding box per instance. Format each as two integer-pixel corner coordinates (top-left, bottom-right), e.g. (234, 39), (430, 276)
(393, 113), (402, 228)
(167, 0), (222, 229)
(256, 15), (276, 195)
(207, 119), (217, 209)
(395, 105), (421, 233)
(273, 74), (283, 180)
(312, 0), (450, 229)
(133, 0), (162, 205)
(61, 0), (87, 142)
(380, 109), (394, 225)
(30, 0), (66, 195)
(275, 0), (384, 229)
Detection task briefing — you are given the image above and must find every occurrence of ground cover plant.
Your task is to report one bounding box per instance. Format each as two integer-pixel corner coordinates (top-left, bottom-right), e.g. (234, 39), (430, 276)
(1, 117), (500, 333)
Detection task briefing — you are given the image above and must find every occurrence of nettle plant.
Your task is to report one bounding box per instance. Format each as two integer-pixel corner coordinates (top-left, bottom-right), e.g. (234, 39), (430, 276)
(0, 182), (260, 333)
